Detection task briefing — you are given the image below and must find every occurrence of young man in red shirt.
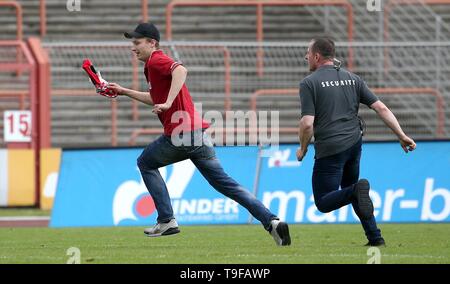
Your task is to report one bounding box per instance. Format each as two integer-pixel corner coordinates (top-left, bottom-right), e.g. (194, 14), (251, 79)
(108, 23), (291, 246)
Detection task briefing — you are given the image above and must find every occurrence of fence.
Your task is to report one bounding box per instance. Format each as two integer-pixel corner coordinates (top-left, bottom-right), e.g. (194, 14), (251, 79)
(0, 41), (36, 148)
(250, 87), (445, 139)
(39, 41), (449, 147)
(166, 0), (355, 73)
(36, 0), (149, 37)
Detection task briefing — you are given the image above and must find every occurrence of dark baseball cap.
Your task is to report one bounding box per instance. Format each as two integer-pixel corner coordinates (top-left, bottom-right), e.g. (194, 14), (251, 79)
(124, 22), (160, 41)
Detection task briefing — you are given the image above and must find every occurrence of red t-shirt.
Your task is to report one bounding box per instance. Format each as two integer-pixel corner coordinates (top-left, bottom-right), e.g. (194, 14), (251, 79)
(144, 50), (209, 136)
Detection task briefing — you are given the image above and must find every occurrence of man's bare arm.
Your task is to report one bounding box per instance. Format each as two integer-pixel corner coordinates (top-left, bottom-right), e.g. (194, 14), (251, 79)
(296, 115), (314, 161)
(108, 83), (154, 106)
(370, 100), (416, 153)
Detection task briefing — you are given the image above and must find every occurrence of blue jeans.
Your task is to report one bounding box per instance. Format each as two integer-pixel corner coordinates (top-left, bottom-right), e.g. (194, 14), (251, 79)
(312, 139), (382, 242)
(137, 130), (277, 230)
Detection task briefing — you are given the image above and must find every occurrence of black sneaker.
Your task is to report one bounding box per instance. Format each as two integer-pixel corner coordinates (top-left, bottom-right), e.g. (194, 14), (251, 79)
(269, 220), (291, 246)
(365, 237), (386, 247)
(353, 179), (374, 220)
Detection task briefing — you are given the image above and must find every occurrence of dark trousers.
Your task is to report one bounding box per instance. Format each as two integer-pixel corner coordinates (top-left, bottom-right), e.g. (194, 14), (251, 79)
(312, 139), (381, 241)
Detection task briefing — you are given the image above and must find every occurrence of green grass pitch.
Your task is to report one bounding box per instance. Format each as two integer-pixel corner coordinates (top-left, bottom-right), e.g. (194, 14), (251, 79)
(0, 223), (449, 264)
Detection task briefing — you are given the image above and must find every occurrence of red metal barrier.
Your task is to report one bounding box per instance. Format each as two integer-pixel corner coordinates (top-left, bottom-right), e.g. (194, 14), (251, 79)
(128, 86), (445, 145)
(28, 38), (51, 149)
(0, 40), (39, 205)
(51, 89), (119, 147)
(0, 1), (23, 41)
(43, 41), (230, 148)
(250, 87), (446, 137)
(127, 127), (298, 146)
(128, 128), (164, 145)
(0, 41), (37, 149)
(250, 88), (298, 111)
(40, 0), (46, 36)
(374, 87), (445, 137)
(0, 91), (27, 110)
(43, 41), (145, 147)
(0, 1), (23, 76)
(132, 54), (140, 121)
(142, 0), (148, 22)
(166, 0), (354, 73)
(39, 0), (149, 37)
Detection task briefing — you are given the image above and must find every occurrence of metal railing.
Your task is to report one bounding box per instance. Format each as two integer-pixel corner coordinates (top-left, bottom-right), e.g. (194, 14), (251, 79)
(0, 91), (27, 110)
(0, 1), (23, 75)
(165, 0), (355, 73)
(0, 1), (22, 41)
(37, 0), (149, 37)
(43, 41), (233, 147)
(249, 87), (445, 138)
(0, 39), (40, 206)
(127, 127), (299, 146)
(41, 41), (450, 147)
(0, 41), (37, 148)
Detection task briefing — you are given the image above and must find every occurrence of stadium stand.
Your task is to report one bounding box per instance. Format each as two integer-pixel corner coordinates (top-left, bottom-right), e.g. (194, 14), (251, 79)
(0, 0), (449, 148)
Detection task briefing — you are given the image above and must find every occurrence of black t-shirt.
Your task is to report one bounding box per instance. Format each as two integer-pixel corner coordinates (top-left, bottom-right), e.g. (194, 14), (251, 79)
(300, 65), (379, 159)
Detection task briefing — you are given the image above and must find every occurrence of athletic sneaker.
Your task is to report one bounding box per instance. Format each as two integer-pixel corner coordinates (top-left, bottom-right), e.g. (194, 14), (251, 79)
(269, 219), (291, 246)
(353, 179), (374, 220)
(144, 219), (180, 237)
(365, 237), (386, 247)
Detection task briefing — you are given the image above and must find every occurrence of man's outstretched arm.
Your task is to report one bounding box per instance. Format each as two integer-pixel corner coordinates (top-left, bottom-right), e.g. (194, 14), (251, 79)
(370, 100), (416, 153)
(296, 115), (314, 161)
(108, 83), (154, 106)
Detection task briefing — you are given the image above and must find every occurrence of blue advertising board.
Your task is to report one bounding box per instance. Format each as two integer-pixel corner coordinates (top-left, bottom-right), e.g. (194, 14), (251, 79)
(50, 146), (259, 227)
(255, 141), (450, 224)
(51, 141), (450, 227)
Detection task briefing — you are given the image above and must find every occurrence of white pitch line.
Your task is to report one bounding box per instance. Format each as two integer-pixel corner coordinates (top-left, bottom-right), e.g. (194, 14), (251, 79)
(0, 216), (50, 221)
